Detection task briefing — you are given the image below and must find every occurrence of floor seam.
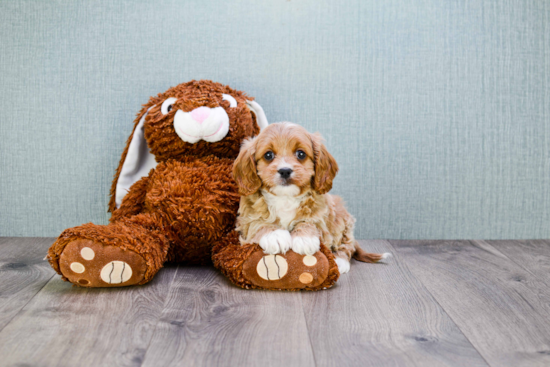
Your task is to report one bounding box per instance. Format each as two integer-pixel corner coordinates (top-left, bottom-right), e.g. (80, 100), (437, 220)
(473, 240), (550, 288)
(299, 293), (318, 367)
(385, 240), (493, 367)
(0, 272), (56, 334)
(137, 265), (181, 367)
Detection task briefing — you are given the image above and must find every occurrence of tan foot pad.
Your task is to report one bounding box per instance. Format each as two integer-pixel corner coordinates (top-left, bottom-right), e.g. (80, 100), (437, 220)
(59, 239), (146, 287)
(242, 250), (330, 290)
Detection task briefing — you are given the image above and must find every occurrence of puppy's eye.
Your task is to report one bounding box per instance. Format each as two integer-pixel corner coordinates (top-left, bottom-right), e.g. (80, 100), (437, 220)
(296, 150), (306, 160)
(161, 97), (177, 115)
(222, 94), (237, 108)
(264, 151), (274, 161)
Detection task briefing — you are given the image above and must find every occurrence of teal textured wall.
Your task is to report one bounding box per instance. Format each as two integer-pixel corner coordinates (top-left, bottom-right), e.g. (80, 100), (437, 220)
(1, 0), (549, 239)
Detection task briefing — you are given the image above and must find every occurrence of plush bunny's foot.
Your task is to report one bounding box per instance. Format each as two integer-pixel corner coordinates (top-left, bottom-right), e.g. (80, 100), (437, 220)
(212, 232), (340, 291)
(48, 218), (169, 288)
(242, 249), (334, 290)
(57, 239), (146, 287)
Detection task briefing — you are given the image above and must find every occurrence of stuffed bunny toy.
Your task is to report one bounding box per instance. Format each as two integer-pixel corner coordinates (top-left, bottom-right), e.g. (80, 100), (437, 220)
(47, 80), (339, 290)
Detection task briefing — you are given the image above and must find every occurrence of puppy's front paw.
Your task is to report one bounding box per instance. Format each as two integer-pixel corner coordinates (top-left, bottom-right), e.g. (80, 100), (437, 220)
(335, 257), (350, 274)
(291, 236), (320, 256)
(259, 230), (292, 254)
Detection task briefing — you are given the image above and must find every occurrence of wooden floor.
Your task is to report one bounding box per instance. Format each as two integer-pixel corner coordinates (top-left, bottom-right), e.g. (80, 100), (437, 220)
(1, 238), (549, 367)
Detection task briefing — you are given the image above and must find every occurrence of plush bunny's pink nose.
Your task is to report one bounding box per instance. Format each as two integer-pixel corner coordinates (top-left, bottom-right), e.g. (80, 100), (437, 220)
(190, 107), (210, 123)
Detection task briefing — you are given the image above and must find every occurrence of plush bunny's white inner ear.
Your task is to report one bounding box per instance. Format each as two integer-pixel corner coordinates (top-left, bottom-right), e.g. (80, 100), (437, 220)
(246, 100), (268, 130)
(115, 107), (157, 208)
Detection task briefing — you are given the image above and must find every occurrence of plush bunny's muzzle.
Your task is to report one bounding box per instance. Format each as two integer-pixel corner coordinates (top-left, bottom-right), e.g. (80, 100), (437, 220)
(174, 106), (230, 144)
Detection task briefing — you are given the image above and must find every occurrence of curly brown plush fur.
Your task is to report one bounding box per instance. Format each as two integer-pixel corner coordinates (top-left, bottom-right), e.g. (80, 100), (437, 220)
(47, 80), (339, 290)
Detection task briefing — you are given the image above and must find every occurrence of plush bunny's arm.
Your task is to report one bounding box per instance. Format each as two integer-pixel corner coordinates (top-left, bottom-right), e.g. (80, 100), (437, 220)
(110, 174), (152, 222)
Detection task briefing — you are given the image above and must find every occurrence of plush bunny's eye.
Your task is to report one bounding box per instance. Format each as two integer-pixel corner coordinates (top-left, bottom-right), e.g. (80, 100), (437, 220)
(222, 94), (237, 108)
(161, 97), (177, 115)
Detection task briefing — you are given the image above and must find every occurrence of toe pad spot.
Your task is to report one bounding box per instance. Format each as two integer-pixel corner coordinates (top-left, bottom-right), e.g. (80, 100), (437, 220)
(299, 272), (314, 284)
(303, 255), (317, 266)
(70, 262), (85, 273)
(80, 247), (95, 260)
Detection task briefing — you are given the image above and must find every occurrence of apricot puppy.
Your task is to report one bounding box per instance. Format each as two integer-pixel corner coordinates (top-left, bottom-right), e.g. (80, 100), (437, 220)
(233, 122), (389, 274)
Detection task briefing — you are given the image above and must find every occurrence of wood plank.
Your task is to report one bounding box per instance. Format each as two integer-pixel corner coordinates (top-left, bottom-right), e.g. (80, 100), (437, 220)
(0, 261), (178, 367)
(141, 267), (316, 367)
(484, 240), (550, 284)
(302, 240), (488, 367)
(0, 237), (56, 331)
(391, 240), (550, 367)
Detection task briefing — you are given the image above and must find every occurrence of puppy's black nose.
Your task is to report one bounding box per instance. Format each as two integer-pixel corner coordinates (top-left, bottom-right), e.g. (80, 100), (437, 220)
(278, 168), (293, 179)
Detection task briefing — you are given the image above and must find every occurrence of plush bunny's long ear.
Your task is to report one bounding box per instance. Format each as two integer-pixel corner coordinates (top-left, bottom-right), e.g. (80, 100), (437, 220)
(246, 100), (268, 130)
(108, 106), (157, 212)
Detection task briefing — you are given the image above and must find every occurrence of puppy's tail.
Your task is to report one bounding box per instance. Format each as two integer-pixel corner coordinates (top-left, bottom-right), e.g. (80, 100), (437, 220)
(353, 242), (392, 263)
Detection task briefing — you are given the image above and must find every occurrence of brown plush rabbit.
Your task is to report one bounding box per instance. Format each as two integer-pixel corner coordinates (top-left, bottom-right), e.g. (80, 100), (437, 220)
(47, 80), (339, 290)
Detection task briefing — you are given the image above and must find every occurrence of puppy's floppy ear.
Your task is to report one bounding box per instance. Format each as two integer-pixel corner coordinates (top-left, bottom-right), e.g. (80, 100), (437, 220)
(311, 132), (339, 194)
(108, 104), (157, 212)
(233, 137), (262, 196)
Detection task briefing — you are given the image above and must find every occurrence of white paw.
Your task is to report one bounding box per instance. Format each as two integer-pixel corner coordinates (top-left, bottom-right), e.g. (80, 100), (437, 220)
(291, 236), (320, 256)
(335, 257), (350, 274)
(259, 229), (292, 254)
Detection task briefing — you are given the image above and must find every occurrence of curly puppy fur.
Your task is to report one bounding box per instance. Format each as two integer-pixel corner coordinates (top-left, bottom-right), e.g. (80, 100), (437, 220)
(49, 80), (261, 285)
(233, 122), (389, 275)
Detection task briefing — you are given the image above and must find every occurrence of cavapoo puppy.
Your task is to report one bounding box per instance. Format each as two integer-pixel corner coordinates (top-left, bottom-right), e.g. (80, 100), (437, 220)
(233, 122), (389, 275)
